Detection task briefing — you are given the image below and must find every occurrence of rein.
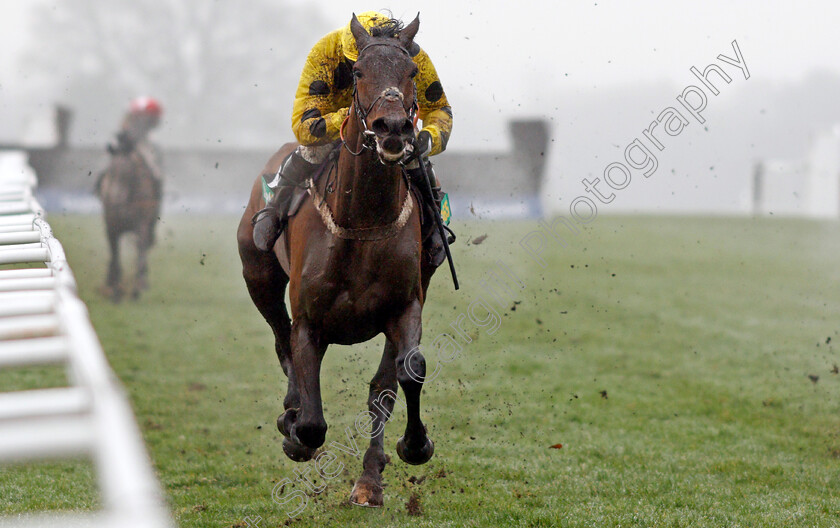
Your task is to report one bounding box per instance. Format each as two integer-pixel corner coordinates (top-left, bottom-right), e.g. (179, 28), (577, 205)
(317, 38), (419, 240)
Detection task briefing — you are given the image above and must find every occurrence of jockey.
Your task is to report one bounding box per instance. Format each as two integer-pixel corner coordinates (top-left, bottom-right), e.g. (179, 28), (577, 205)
(103, 96), (164, 198)
(252, 11), (454, 261)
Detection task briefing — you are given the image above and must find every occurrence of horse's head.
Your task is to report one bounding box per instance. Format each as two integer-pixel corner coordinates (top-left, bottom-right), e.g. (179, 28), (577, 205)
(349, 13), (420, 165)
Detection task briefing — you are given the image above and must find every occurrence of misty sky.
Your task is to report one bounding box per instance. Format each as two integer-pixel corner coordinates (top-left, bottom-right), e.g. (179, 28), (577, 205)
(3, 1), (839, 111)
(1, 1), (839, 214)
(307, 1), (836, 92)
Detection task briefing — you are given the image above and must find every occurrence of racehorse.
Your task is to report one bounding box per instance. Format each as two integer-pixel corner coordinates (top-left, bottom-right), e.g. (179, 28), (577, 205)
(96, 147), (160, 302)
(237, 14), (437, 507)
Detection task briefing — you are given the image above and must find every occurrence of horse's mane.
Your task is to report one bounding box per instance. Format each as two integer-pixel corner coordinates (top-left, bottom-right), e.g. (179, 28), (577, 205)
(368, 16), (403, 38)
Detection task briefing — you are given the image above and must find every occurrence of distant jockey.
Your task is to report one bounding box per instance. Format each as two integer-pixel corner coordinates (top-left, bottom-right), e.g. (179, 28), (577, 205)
(99, 96), (164, 199)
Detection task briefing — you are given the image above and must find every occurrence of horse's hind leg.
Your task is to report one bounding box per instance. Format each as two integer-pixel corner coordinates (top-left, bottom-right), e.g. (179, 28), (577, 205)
(105, 225), (123, 303)
(386, 300), (434, 465)
(131, 225), (153, 300)
(350, 340), (398, 507)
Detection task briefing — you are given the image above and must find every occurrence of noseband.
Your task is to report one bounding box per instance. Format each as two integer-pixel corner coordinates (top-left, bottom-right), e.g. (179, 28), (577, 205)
(342, 40), (419, 157)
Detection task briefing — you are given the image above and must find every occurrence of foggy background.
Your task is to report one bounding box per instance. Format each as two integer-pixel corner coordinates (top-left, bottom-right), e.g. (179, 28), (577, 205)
(1, 0), (839, 216)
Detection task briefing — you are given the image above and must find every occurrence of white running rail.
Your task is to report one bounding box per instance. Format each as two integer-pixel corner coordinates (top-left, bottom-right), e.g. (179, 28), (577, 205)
(0, 152), (172, 528)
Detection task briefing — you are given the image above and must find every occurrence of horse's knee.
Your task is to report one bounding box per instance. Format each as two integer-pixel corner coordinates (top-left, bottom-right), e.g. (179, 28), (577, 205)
(237, 221), (257, 256)
(396, 348), (426, 386)
(242, 267), (265, 286)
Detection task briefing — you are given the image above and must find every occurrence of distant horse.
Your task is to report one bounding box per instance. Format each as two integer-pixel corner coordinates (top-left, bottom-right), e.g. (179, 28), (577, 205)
(96, 146), (160, 302)
(237, 15), (437, 507)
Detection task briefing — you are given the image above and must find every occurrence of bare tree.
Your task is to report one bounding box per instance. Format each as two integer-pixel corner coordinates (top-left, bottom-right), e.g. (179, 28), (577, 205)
(24, 0), (329, 147)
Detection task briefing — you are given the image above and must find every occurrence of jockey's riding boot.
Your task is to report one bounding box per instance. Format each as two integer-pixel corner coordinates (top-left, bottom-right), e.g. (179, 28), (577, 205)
(252, 151), (314, 252)
(106, 132), (133, 157)
(407, 162), (455, 267)
(407, 163), (456, 243)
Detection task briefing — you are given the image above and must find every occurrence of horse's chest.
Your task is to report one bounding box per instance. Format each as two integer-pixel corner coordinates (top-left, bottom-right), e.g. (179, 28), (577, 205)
(314, 270), (414, 314)
(300, 283), (409, 344)
(296, 244), (419, 338)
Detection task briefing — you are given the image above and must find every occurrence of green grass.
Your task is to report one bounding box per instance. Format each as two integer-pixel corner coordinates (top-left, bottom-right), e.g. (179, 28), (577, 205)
(3, 213), (840, 527)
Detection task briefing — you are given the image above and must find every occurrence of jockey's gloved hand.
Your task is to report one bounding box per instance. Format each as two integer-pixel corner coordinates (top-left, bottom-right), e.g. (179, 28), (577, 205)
(413, 130), (431, 158)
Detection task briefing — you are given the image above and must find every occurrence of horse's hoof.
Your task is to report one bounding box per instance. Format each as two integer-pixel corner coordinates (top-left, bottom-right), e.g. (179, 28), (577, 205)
(99, 285), (122, 303)
(282, 437), (316, 462)
(277, 409), (298, 438)
(396, 436), (434, 465)
(349, 476), (383, 507)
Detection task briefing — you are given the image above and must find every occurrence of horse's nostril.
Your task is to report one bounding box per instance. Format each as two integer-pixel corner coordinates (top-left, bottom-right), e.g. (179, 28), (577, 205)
(400, 120), (414, 137)
(371, 118), (390, 136)
(371, 116), (414, 138)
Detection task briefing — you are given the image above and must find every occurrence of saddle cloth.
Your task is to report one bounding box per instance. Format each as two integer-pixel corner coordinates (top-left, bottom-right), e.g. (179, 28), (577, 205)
(286, 142), (341, 218)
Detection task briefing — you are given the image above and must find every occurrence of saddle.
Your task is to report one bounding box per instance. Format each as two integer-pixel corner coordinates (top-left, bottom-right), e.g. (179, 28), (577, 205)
(280, 143), (447, 267)
(284, 142), (341, 219)
(103, 134), (163, 198)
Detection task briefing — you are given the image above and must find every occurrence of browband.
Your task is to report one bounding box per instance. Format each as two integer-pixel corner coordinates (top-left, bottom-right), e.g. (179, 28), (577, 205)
(358, 40), (410, 57)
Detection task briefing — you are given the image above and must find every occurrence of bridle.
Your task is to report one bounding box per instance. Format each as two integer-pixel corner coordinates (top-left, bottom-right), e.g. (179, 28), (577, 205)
(317, 39), (418, 240)
(341, 40), (419, 157)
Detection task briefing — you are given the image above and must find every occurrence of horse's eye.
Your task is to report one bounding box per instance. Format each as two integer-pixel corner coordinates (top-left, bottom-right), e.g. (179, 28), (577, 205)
(353, 69), (362, 79)
(410, 68), (418, 79)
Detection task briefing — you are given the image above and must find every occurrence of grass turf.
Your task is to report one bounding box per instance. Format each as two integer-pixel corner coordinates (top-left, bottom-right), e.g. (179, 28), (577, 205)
(2, 213), (840, 527)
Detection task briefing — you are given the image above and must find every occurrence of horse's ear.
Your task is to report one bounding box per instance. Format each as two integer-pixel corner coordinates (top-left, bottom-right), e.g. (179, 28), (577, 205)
(399, 13), (420, 48)
(350, 13), (371, 50)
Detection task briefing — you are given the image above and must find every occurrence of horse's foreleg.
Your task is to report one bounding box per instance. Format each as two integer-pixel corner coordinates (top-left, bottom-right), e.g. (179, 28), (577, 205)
(238, 224), (312, 460)
(288, 320), (328, 451)
(387, 300), (434, 465)
(105, 225), (123, 303)
(272, 300), (299, 433)
(271, 292), (311, 462)
(350, 340), (398, 507)
(132, 226), (152, 299)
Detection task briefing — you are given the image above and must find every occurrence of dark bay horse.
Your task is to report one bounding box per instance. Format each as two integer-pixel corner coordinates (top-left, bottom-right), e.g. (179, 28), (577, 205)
(237, 15), (437, 507)
(97, 147), (160, 302)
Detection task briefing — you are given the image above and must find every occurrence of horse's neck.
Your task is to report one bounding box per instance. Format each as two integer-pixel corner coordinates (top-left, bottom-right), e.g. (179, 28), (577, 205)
(331, 123), (405, 229)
